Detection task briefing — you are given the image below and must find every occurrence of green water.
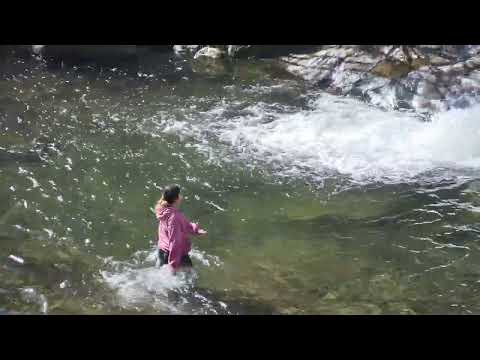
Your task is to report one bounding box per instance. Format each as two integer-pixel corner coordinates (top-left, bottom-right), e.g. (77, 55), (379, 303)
(1, 50), (480, 314)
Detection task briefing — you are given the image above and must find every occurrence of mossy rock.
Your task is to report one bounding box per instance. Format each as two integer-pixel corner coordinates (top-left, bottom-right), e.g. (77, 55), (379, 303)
(322, 291), (339, 300)
(371, 55), (429, 80)
(371, 61), (412, 79)
(411, 58), (430, 69)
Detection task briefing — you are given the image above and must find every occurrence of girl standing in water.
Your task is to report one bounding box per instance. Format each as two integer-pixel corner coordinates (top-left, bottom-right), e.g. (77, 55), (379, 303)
(155, 185), (207, 274)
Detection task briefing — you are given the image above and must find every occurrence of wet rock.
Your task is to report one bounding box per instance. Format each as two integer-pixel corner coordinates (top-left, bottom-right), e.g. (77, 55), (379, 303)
(173, 45), (203, 55)
(8, 255), (24, 265)
(322, 291), (338, 300)
(194, 47), (225, 60)
(227, 45), (251, 57)
(276, 45), (480, 113)
(416, 80), (444, 100)
(428, 55), (453, 66)
(371, 60), (412, 79)
(279, 46), (349, 83)
(32, 45), (45, 55)
(191, 47), (229, 76)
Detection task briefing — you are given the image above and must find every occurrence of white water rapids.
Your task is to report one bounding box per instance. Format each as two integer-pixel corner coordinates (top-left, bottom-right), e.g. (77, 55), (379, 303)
(143, 93), (480, 185)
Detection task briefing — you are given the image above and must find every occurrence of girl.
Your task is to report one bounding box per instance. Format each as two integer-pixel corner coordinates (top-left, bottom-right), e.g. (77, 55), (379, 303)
(155, 185), (207, 274)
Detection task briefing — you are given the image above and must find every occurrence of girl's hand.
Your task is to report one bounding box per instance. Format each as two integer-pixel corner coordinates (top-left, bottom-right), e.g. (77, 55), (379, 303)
(198, 229), (207, 235)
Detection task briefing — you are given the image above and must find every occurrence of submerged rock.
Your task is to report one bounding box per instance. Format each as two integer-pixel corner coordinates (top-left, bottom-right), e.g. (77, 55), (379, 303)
(368, 273), (406, 302)
(0, 149), (43, 164)
(322, 291), (339, 300)
(385, 302), (417, 315)
(338, 303), (383, 315)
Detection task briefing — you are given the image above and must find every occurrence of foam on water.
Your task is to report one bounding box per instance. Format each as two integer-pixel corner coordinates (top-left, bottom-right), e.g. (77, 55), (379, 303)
(143, 93), (480, 185)
(19, 287), (48, 314)
(102, 266), (190, 313)
(101, 248), (227, 314)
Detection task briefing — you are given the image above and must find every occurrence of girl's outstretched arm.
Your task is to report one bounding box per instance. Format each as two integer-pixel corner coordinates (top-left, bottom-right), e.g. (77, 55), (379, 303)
(187, 222), (207, 235)
(183, 215), (207, 236)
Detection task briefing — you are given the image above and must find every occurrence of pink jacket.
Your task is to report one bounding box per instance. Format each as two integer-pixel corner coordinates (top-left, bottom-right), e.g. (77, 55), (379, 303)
(156, 205), (201, 270)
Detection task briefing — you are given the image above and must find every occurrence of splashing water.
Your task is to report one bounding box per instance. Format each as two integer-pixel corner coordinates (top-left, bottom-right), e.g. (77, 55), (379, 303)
(101, 249), (228, 314)
(3, 52), (480, 315)
(143, 94), (480, 185)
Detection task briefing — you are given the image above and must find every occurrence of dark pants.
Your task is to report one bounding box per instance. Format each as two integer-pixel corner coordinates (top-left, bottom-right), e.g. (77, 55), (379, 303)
(158, 249), (193, 268)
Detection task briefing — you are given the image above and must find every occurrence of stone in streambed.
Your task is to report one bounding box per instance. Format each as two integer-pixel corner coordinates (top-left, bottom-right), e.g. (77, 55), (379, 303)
(194, 47), (225, 60)
(191, 47), (229, 76)
(368, 273), (406, 302)
(173, 45), (200, 54)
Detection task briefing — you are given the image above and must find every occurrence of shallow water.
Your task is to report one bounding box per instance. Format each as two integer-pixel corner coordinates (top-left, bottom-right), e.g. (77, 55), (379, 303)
(1, 49), (480, 314)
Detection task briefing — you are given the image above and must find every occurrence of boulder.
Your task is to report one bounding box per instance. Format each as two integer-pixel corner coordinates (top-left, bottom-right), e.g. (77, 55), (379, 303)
(173, 45), (203, 55)
(194, 46), (225, 60)
(276, 45), (480, 113)
(190, 47), (229, 76)
(32, 45), (45, 55)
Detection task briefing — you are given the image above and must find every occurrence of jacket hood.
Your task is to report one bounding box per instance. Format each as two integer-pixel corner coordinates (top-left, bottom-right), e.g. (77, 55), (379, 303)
(156, 205), (177, 220)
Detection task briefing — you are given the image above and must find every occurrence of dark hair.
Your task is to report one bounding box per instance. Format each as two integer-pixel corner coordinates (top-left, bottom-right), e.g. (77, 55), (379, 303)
(162, 184), (181, 205)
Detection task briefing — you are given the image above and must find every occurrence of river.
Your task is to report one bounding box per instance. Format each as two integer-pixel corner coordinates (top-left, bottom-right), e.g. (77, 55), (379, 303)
(1, 48), (480, 314)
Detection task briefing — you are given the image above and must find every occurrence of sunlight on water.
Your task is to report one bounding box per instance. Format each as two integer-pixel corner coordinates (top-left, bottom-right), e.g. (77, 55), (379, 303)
(142, 94), (480, 185)
(1, 49), (480, 314)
